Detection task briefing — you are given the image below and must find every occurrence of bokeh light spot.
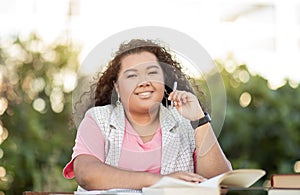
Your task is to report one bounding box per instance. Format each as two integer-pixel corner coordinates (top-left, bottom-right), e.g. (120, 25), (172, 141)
(239, 92), (252, 107)
(33, 98), (46, 113)
(0, 167), (6, 178)
(0, 97), (8, 115)
(294, 161), (300, 173)
(239, 70), (250, 83)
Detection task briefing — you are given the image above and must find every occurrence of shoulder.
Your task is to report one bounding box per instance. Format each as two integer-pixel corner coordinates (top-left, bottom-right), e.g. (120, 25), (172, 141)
(83, 105), (115, 127)
(85, 104), (125, 128)
(86, 105), (115, 118)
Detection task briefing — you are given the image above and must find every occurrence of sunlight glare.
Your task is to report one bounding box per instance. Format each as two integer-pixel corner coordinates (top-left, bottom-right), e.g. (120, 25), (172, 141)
(267, 80), (286, 90)
(63, 70), (77, 93)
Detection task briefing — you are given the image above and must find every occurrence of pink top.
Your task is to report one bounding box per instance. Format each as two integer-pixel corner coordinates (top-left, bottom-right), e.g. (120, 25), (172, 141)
(63, 113), (162, 178)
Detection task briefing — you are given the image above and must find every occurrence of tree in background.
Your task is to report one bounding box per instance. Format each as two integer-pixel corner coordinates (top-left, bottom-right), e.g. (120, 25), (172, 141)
(0, 34), (79, 194)
(216, 57), (300, 181)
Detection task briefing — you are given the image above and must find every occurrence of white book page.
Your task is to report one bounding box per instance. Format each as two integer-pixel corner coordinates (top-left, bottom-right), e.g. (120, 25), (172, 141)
(74, 189), (142, 194)
(198, 173), (225, 188)
(220, 169), (266, 188)
(148, 177), (200, 188)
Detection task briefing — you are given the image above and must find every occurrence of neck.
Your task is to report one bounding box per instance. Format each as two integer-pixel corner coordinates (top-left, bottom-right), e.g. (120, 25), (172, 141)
(125, 106), (160, 137)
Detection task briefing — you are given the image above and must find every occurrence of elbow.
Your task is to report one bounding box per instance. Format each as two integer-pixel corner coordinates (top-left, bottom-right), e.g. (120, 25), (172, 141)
(73, 156), (105, 190)
(74, 166), (95, 190)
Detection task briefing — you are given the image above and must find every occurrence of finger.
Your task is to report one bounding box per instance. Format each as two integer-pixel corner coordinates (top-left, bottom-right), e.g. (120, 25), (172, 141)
(168, 91), (180, 106)
(179, 174), (199, 182)
(180, 172), (207, 183)
(175, 92), (187, 104)
(167, 91), (174, 101)
(173, 91), (189, 106)
(189, 174), (207, 183)
(197, 176), (208, 183)
(180, 92), (189, 104)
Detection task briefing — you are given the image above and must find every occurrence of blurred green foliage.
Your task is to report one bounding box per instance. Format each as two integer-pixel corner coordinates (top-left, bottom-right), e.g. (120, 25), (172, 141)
(0, 34), (299, 194)
(0, 34), (79, 194)
(216, 58), (300, 180)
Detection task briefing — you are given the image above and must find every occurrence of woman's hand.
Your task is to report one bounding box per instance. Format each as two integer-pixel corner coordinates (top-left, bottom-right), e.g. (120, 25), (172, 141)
(165, 171), (207, 183)
(168, 90), (204, 121)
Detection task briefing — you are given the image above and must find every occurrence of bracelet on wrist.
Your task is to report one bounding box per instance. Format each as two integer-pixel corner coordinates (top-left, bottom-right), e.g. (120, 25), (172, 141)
(196, 112), (211, 127)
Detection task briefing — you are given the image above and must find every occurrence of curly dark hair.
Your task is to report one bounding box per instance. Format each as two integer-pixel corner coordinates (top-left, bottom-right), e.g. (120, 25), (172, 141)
(73, 39), (204, 126)
(95, 39), (198, 106)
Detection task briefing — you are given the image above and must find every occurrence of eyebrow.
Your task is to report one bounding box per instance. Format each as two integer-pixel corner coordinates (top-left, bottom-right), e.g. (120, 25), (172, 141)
(146, 65), (160, 70)
(123, 65), (160, 74)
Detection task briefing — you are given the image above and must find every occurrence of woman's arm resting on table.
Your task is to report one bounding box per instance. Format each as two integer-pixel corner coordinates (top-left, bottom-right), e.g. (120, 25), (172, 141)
(74, 154), (207, 190)
(194, 123), (232, 179)
(74, 154), (162, 190)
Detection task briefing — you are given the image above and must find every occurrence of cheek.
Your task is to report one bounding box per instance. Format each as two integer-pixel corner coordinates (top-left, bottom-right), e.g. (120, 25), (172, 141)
(118, 82), (135, 101)
(156, 83), (165, 98)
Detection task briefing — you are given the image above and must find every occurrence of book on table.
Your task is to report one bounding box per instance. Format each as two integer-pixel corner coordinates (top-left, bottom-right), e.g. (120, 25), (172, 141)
(142, 169), (266, 195)
(270, 174), (300, 189)
(268, 189), (300, 195)
(268, 173), (300, 195)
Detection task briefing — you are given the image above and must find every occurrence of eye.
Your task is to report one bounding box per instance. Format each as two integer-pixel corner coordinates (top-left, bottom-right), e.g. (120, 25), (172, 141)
(127, 74), (137, 78)
(148, 71), (158, 75)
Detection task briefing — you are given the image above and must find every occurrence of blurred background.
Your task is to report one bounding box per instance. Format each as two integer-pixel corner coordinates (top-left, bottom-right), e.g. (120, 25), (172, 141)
(0, 0), (299, 194)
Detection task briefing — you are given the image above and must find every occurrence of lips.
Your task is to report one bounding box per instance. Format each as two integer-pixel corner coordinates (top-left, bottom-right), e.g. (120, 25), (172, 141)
(134, 91), (153, 99)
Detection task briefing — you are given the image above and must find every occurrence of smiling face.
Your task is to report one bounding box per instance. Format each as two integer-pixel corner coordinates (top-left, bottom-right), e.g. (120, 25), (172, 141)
(114, 51), (165, 115)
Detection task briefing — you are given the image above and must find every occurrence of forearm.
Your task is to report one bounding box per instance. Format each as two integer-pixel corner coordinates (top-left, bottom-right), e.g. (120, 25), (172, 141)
(74, 155), (161, 190)
(194, 123), (232, 178)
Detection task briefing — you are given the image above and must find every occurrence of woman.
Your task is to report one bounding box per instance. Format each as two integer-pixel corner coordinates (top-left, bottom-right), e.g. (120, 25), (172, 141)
(63, 39), (232, 191)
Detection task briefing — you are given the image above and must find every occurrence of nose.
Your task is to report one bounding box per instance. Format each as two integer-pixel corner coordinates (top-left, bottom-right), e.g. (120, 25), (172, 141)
(138, 80), (151, 88)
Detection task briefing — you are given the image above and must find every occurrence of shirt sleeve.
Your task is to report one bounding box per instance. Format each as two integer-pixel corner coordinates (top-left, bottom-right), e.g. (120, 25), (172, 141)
(63, 112), (105, 179)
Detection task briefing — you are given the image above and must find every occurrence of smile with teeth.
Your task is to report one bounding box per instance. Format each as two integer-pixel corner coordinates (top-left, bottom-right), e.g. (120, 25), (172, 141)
(135, 91), (153, 98)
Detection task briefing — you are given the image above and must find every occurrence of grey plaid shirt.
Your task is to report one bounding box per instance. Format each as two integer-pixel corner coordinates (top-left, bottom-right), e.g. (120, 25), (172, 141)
(88, 103), (195, 174)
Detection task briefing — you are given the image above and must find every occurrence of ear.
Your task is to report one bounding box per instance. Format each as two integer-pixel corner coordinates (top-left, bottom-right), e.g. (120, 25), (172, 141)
(114, 81), (119, 94)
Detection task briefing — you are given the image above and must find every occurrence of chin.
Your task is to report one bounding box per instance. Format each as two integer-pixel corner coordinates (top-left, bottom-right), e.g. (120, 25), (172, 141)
(143, 102), (160, 110)
(130, 101), (161, 113)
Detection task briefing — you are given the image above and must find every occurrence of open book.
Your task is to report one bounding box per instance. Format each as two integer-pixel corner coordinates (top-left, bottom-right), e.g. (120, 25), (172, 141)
(74, 189), (142, 195)
(143, 169), (266, 195)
